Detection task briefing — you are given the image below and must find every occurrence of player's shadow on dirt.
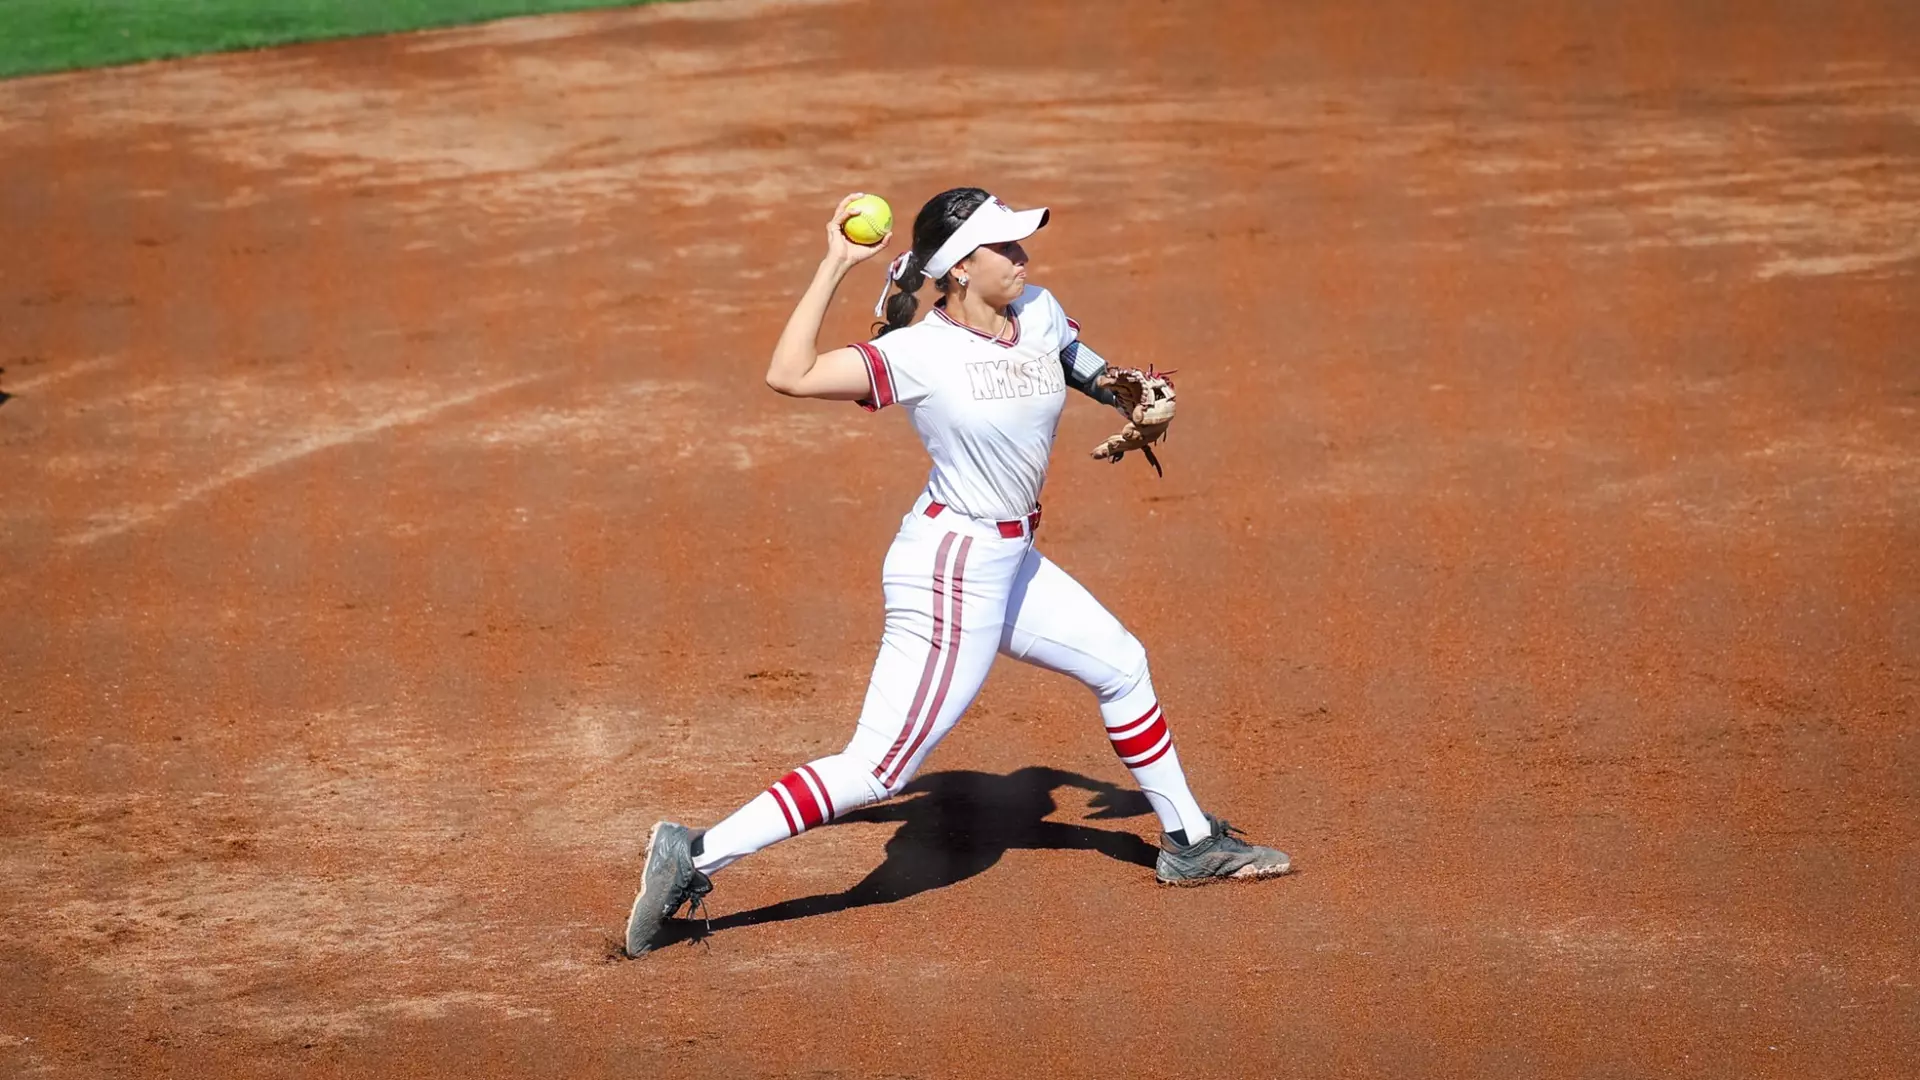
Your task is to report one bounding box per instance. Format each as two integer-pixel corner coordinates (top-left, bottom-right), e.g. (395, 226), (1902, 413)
(665, 766), (1158, 944)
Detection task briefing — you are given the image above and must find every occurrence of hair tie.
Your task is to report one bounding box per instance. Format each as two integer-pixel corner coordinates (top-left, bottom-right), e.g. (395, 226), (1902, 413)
(873, 252), (912, 318)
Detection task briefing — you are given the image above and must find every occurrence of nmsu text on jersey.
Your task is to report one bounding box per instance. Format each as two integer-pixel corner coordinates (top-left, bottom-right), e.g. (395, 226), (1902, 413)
(966, 357), (1067, 401)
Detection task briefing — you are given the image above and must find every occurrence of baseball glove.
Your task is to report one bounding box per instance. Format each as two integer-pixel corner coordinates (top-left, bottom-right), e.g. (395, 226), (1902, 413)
(1089, 366), (1176, 476)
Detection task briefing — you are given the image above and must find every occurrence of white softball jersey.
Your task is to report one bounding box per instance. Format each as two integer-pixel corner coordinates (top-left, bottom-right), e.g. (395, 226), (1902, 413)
(850, 285), (1080, 523)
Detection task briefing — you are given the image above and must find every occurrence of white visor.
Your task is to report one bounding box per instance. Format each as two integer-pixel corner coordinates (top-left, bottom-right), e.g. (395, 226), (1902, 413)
(924, 196), (1050, 280)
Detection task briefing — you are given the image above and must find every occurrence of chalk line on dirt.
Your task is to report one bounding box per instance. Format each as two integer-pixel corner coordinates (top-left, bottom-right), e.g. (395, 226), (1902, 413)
(2, 355), (121, 394)
(63, 373), (544, 546)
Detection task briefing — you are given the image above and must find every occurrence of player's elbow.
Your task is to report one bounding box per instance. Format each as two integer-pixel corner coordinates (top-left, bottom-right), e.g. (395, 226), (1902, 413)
(765, 369), (802, 396)
(765, 351), (815, 397)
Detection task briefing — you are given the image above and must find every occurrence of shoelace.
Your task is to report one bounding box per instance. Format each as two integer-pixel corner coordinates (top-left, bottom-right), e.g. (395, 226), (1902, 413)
(682, 870), (714, 933)
(1210, 819), (1255, 850)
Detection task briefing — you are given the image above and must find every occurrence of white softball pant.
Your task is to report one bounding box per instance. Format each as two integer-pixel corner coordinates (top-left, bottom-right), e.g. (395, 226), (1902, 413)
(691, 494), (1208, 874)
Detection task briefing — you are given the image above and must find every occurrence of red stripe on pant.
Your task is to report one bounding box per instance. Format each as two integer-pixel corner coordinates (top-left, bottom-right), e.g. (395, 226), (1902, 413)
(874, 532), (959, 782)
(884, 535), (971, 788)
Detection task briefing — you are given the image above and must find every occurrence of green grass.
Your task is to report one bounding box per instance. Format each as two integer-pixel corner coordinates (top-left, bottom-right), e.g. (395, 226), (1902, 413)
(0, 0), (681, 80)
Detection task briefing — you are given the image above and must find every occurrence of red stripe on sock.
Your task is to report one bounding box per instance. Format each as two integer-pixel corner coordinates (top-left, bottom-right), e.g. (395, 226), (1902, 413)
(1110, 714), (1169, 759)
(874, 532), (958, 781)
(799, 764), (835, 821)
(1106, 704), (1162, 742)
(769, 786), (800, 836)
(886, 536), (971, 787)
(779, 772), (825, 829)
(1107, 702), (1161, 734)
(1130, 736), (1174, 769)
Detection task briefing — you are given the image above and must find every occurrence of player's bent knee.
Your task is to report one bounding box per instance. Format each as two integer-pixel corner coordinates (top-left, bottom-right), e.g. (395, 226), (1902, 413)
(1093, 633), (1151, 702)
(875, 756), (924, 797)
(837, 737), (902, 801)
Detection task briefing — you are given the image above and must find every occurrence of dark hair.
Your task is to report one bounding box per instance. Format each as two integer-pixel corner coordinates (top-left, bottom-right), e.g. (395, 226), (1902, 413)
(872, 187), (992, 337)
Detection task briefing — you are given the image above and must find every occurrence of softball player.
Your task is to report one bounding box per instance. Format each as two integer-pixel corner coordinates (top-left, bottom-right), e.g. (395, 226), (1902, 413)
(627, 189), (1291, 956)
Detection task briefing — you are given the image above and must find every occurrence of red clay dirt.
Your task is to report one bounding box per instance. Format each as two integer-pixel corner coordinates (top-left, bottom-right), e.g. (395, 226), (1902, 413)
(2, 0), (1917, 1076)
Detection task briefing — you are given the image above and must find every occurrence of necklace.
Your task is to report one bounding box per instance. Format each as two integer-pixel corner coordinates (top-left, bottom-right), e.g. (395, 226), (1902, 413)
(941, 301), (1014, 341)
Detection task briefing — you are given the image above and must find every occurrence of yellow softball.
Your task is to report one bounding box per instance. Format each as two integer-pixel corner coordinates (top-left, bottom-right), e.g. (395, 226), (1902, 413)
(842, 194), (893, 246)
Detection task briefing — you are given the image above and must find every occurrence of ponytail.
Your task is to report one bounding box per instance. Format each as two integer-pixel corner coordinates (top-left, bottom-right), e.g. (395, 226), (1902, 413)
(868, 186), (993, 338)
(873, 253), (927, 337)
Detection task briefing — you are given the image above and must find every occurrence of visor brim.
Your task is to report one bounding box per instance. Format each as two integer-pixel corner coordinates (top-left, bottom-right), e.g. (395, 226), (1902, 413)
(926, 201), (1051, 279)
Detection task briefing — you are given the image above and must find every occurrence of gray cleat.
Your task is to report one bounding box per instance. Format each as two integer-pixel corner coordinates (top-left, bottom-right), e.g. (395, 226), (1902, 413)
(1155, 815), (1292, 885)
(625, 821), (713, 956)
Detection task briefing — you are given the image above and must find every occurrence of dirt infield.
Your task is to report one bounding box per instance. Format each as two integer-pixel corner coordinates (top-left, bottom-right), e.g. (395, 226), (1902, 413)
(2, 0), (1917, 1075)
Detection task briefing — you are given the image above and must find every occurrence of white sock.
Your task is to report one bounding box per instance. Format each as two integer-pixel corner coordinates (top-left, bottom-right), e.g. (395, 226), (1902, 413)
(1101, 680), (1210, 844)
(691, 753), (886, 874)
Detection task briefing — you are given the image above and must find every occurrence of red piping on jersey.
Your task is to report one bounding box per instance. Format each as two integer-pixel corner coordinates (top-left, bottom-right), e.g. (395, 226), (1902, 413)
(853, 341), (894, 411)
(929, 305), (1021, 345)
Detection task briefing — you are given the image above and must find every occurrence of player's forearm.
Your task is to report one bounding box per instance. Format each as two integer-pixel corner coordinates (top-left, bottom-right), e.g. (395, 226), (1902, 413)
(1061, 341), (1121, 408)
(767, 257), (854, 393)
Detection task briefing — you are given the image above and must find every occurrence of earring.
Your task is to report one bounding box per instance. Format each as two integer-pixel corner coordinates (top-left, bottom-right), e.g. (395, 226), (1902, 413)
(956, 275), (969, 286)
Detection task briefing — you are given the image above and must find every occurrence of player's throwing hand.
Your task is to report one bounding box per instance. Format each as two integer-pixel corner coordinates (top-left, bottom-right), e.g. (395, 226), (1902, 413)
(825, 192), (893, 267)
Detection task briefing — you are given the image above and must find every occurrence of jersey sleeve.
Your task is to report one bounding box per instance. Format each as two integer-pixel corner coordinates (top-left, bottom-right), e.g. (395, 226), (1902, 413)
(850, 335), (933, 412)
(1055, 295), (1082, 350)
(1016, 285), (1080, 351)
(1043, 291), (1117, 406)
